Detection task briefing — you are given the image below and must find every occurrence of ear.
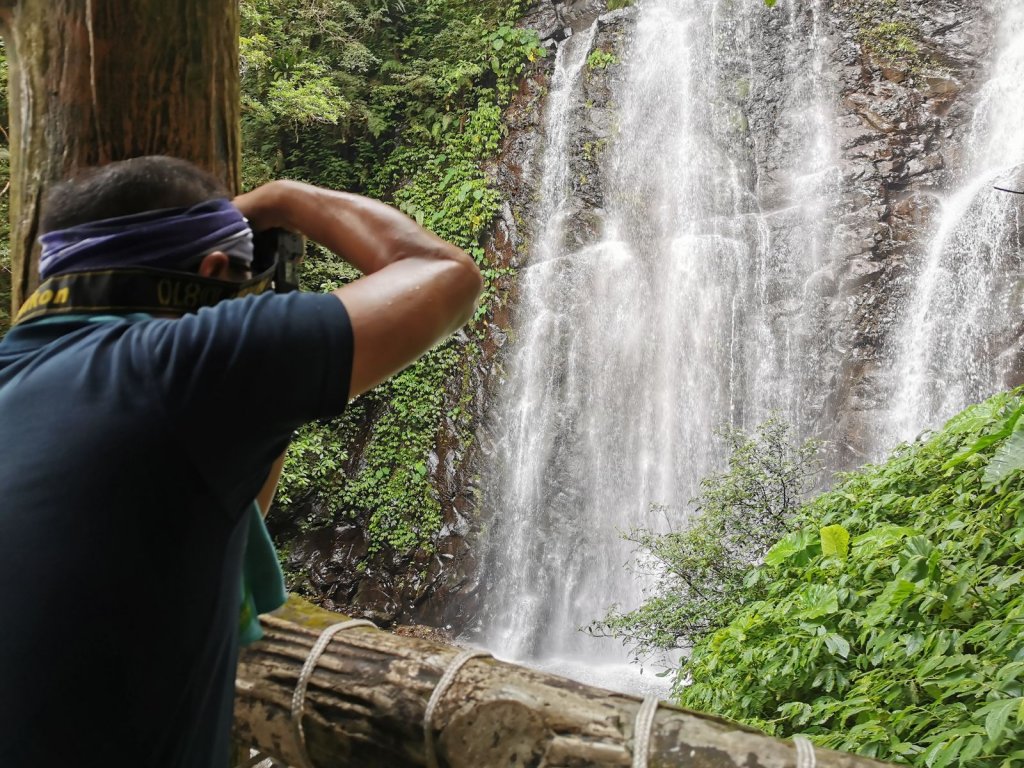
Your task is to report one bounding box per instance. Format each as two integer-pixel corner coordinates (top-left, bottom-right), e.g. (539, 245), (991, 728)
(197, 251), (231, 279)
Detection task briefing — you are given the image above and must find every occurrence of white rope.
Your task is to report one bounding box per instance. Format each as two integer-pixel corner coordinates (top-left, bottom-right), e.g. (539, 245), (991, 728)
(631, 695), (660, 768)
(290, 619), (377, 768)
(793, 735), (817, 768)
(423, 649), (491, 768)
(235, 752), (275, 768)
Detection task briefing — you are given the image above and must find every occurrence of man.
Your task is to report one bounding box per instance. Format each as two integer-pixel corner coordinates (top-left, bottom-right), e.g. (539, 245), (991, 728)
(0, 156), (483, 766)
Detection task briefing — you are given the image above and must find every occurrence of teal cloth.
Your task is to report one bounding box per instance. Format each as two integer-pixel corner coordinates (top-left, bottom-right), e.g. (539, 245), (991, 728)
(28, 314), (287, 645)
(239, 501), (288, 645)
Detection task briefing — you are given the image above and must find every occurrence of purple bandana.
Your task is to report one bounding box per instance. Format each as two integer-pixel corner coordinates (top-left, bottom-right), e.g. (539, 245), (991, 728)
(38, 198), (253, 280)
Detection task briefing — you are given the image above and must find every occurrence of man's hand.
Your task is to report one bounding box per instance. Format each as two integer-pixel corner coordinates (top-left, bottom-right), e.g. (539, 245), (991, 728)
(233, 181), (484, 399)
(232, 182), (290, 233)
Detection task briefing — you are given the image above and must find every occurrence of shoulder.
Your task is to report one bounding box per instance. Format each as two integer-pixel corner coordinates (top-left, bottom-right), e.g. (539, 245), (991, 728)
(127, 291), (354, 420)
(129, 291), (350, 350)
(157, 290), (347, 328)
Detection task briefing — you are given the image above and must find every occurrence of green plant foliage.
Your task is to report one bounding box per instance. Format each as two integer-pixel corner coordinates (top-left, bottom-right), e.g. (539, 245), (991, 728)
(588, 417), (823, 663)
(586, 48), (618, 70)
(863, 20), (918, 55)
(858, 19), (932, 72)
(240, 0), (545, 558)
(678, 389), (1024, 768)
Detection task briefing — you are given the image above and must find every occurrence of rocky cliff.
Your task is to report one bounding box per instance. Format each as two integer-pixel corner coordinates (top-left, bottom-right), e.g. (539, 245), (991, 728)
(282, 0), (1014, 635)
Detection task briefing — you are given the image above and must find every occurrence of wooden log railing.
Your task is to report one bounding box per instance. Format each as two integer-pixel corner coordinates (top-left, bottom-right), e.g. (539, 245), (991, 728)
(235, 597), (895, 768)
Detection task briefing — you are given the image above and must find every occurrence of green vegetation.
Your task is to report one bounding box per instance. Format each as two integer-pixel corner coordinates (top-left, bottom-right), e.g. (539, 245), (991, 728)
(675, 390), (1024, 767)
(589, 417), (823, 663)
(582, 139), (606, 162)
(240, 0), (545, 558)
(860, 20), (922, 66)
(586, 48), (619, 70)
(849, 0), (944, 77)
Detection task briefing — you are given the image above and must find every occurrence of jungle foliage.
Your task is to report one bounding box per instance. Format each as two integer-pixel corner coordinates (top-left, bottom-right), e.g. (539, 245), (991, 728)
(589, 417), (823, 663)
(238, 0), (544, 557)
(677, 389), (1024, 768)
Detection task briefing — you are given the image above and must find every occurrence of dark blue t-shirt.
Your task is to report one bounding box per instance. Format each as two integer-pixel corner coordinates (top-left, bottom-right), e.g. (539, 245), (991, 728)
(0, 291), (353, 767)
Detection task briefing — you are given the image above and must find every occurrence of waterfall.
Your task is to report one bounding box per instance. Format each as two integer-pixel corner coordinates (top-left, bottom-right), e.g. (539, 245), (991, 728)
(886, 2), (1024, 443)
(472, 0), (840, 693)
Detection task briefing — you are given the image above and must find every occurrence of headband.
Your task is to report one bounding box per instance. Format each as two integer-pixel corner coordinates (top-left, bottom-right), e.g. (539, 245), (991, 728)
(38, 198), (253, 280)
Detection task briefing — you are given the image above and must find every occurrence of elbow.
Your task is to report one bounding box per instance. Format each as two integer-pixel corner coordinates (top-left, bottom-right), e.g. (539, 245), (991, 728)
(442, 245), (484, 328)
(462, 252), (485, 304)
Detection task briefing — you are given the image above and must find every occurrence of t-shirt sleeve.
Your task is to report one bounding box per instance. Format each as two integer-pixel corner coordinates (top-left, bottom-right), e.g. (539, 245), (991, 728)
(121, 291), (353, 513)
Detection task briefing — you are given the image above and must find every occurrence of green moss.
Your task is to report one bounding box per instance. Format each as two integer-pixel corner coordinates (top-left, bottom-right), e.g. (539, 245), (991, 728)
(582, 138), (606, 162)
(858, 19), (929, 72)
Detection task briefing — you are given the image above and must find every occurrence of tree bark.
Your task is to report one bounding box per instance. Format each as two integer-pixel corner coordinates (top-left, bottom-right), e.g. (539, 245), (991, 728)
(0, 0), (240, 314)
(235, 598), (897, 768)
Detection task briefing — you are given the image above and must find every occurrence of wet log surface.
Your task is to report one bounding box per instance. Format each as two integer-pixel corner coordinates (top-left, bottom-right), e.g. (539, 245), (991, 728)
(235, 598), (895, 768)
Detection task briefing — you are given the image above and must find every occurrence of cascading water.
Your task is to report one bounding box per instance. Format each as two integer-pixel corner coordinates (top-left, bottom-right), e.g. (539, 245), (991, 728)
(886, 2), (1024, 444)
(472, 0), (841, 693)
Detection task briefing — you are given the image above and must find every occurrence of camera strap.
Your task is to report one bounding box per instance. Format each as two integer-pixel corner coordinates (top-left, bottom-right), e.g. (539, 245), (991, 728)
(13, 265), (277, 325)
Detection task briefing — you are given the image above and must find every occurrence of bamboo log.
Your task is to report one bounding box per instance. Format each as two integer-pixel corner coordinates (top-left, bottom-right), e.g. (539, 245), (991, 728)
(235, 597), (894, 768)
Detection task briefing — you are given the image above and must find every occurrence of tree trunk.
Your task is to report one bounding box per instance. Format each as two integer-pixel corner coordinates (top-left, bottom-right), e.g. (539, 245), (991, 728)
(0, 0), (240, 314)
(235, 598), (896, 768)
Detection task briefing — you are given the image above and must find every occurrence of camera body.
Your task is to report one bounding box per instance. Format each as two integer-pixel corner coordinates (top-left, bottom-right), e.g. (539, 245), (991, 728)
(252, 228), (305, 293)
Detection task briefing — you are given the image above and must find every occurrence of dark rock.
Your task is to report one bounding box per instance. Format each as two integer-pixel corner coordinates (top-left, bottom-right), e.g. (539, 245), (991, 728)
(289, 0), (1005, 632)
(520, 1), (562, 43)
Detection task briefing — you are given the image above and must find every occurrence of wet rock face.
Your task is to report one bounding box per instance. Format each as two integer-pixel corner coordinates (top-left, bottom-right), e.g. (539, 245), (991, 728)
(272, 2), (562, 633)
(822, 0), (993, 457)
(375, 4), (633, 633)
(291, 0), (1002, 631)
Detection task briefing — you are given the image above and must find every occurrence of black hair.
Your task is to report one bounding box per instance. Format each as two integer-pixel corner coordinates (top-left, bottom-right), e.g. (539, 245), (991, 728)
(40, 155), (228, 233)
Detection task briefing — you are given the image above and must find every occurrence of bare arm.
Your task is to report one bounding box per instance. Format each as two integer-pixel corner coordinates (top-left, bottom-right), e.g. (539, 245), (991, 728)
(234, 180), (483, 399)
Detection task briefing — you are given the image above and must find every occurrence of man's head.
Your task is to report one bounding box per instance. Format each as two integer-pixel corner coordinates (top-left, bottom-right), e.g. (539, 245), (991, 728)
(40, 156), (228, 234)
(38, 156), (251, 282)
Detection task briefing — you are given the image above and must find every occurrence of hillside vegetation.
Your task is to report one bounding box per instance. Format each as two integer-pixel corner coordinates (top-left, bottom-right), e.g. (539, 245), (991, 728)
(678, 390), (1024, 768)
(239, 0), (543, 558)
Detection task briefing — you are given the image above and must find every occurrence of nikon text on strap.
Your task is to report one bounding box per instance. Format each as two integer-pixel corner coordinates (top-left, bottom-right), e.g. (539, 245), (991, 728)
(14, 266), (277, 325)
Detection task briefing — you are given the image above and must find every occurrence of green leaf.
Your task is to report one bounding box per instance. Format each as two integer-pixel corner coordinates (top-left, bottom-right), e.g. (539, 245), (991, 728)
(983, 422), (1024, 486)
(932, 736), (964, 768)
(944, 401), (1024, 470)
(824, 633), (851, 659)
(795, 584), (839, 620)
(820, 524), (850, 560)
(865, 579), (916, 625)
(983, 698), (1021, 743)
(765, 531), (804, 566)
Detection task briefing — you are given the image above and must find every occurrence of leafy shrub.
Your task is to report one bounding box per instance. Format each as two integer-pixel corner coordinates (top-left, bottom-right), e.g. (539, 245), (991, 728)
(679, 389), (1024, 768)
(587, 49), (619, 70)
(590, 417), (823, 663)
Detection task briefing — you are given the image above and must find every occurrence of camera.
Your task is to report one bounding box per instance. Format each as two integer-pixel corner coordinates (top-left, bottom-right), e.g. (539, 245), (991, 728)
(253, 228), (305, 293)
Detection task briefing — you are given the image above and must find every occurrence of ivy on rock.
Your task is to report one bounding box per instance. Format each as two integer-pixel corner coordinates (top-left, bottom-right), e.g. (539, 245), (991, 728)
(240, 0), (545, 562)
